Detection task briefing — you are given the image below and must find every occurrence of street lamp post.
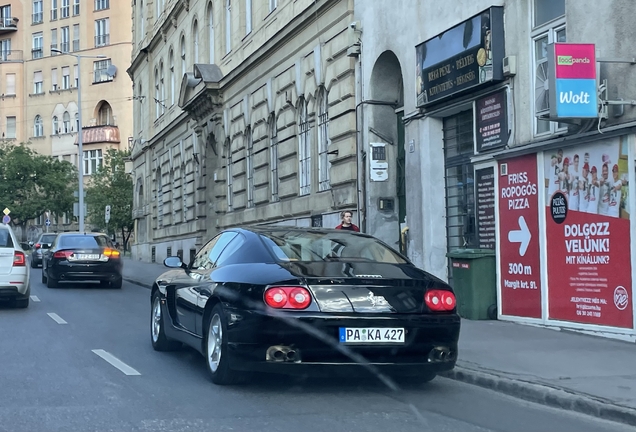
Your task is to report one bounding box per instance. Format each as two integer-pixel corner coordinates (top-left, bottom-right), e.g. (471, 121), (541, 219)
(51, 49), (106, 232)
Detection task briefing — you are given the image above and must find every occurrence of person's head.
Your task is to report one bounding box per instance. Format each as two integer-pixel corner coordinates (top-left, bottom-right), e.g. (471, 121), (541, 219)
(562, 157), (569, 172)
(602, 163), (609, 180)
(613, 164), (619, 180)
(573, 154), (579, 168)
(340, 211), (353, 225)
(591, 166), (598, 179)
(557, 149), (563, 162)
(583, 163), (589, 177)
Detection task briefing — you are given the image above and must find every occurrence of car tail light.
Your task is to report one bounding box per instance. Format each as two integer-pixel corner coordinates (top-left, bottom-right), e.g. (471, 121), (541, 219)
(35, 243), (41, 249)
(264, 286), (312, 310)
(425, 289), (456, 312)
(13, 251), (26, 267)
(53, 250), (73, 259)
(103, 248), (120, 258)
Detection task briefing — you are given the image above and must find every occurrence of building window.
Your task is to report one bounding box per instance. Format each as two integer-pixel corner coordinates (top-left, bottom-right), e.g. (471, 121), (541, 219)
(84, 149), (103, 175)
(226, 141), (233, 211)
(225, 0), (231, 54)
(245, 0), (252, 35)
(95, 18), (109, 47)
(72, 24), (79, 51)
(61, 26), (69, 52)
(98, 102), (112, 125)
(33, 0), (43, 24)
(61, 0), (69, 18)
(93, 59), (113, 83)
(74, 64), (78, 87)
(5, 116), (16, 139)
(73, 0), (80, 15)
(1, 39), (11, 61)
(269, 114), (279, 202)
(33, 71), (43, 94)
(52, 116), (59, 134)
(51, 0), (58, 20)
(269, 0), (277, 12)
(317, 88), (331, 191)
(51, 28), (57, 53)
(75, 113), (79, 131)
(62, 111), (70, 133)
(155, 0), (163, 18)
(298, 99), (311, 196)
(159, 62), (165, 115)
(180, 36), (186, 76)
(6, 73), (16, 95)
(51, 68), (58, 90)
(94, 0), (109, 11)
(34, 115), (44, 137)
(169, 49), (175, 105)
(193, 20), (199, 63)
(532, 0), (566, 136)
(139, 1), (145, 41)
(154, 68), (160, 119)
(207, 3), (215, 64)
(62, 66), (70, 89)
(32, 32), (43, 59)
(444, 110), (476, 260)
(246, 128), (254, 207)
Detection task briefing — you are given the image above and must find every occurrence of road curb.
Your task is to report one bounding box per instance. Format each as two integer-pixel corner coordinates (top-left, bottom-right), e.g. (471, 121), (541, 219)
(123, 277), (151, 289)
(440, 365), (636, 427)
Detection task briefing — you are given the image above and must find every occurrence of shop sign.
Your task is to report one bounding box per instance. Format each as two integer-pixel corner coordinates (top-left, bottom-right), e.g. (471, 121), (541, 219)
(498, 155), (542, 318)
(543, 138), (632, 328)
(416, 7), (505, 107)
(476, 89), (510, 152)
(548, 43), (598, 119)
(476, 168), (496, 249)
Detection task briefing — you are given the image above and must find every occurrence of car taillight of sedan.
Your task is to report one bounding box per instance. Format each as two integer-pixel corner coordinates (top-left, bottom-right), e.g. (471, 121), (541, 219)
(424, 289), (457, 312)
(264, 286), (312, 309)
(13, 251), (26, 267)
(99, 248), (121, 261)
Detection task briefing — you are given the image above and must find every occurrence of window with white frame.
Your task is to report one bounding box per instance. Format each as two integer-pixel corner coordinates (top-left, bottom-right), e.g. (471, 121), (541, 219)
(93, 58), (112, 83)
(169, 50), (175, 105)
(52, 115), (59, 134)
(95, 18), (109, 47)
(61, 0), (69, 18)
(32, 32), (43, 59)
(317, 88), (331, 191)
(51, 0), (58, 20)
(6, 73), (16, 95)
(298, 98), (311, 196)
(5, 117), (16, 139)
(51, 28), (57, 53)
(154, 68), (160, 118)
(193, 21), (199, 63)
(62, 111), (70, 133)
(246, 128), (254, 207)
(83, 149), (103, 175)
(74, 64), (78, 87)
(269, 0), (277, 12)
(245, 0), (252, 35)
(72, 24), (79, 51)
(62, 66), (70, 89)
(207, 3), (215, 64)
(532, 0), (566, 136)
(61, 26), (69, 52)
(34, 115), (43, 137)
(95, 0), (109, 11)
(180, 36), (186, 76)
(51, 68), (58, 90)
(160, 63), (165, 115)
(33, 0), (43, 24)
(225, 0), (231, 54)
(1, 39), (11, 62)
(33, 71), (43, 94)
(269, 114), (279, 202)
(226, 141), (233, 211)
(139, 1), (145, 41)
(73, 0), (79, 15)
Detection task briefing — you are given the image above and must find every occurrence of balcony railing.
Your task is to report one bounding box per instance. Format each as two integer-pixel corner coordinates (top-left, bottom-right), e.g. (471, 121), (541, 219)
(72, 39), (80, 51)
(0, 50), (23, 62)
(0, 16), (18, 34)
(95, 34), (110, 47)
(32, 48), (43, 59)
(32, 12), (43, 24)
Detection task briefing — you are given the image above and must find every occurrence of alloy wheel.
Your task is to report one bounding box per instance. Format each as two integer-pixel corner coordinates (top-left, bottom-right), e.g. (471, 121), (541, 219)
(152, 296), (162, 343)
(207, 314), (222, 373)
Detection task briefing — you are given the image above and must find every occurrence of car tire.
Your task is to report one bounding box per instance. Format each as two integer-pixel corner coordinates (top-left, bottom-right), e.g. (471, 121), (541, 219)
(41, 269), (46, 284)
(150, 291), (181, 352)
(111, 277), (123, 289)
(204, 304), (239, 386)
(46, 271), (58, 288)
(30, 258), (37, 269)
(14, 298), (29, 309)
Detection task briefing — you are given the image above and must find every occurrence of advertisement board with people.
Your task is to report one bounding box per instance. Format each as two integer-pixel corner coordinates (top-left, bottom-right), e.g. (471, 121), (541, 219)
(543, 137), (632, 329)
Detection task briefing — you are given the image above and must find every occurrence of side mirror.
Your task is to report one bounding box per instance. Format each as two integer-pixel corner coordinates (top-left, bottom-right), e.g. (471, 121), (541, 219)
(164, 256), (184, 269)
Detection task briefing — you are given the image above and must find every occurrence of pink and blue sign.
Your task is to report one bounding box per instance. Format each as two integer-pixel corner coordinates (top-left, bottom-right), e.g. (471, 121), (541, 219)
(548, 43), (598, 119)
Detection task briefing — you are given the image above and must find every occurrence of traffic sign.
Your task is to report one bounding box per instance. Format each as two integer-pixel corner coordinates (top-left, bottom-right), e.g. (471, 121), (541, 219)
(2, 215), (10, 224)
(105, 205), (111, 223)
(2, 208), (10, 216)
(45, 218), (51, 226)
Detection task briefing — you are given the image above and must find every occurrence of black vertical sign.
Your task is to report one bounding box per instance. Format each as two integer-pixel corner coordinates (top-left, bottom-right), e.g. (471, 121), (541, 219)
(476, 89), (509, 152)
(476, 167), (496, 249)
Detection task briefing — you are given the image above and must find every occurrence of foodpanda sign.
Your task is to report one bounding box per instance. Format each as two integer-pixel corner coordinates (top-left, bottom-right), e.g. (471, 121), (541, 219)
(548, 43), (598, 119)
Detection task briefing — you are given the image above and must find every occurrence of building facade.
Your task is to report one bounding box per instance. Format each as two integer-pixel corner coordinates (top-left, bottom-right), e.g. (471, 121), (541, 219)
(0, 0), (133, 237)
(129, 0), (358, 264)
(356, 0), (636, 339)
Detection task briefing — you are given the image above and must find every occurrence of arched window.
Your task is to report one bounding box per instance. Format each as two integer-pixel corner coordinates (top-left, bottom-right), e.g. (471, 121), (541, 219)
(160, 61), (165, 115)
(139, 0), (145, 40)
(269, 114), (279, 202)
(169, 49), (175, 106)
(298, 98), (310, 196)
(317, 88), (331, 191)
(63, 111), (71, 133)
(246, 127), (254, 207)
(193, 20), (199, 63)
(34, 115), (43, 137)
(98, 102), (112, 125)
(245, 0), (252, 35)
(138, 82), (144, 130)
(225, 0), (231, 54)
(180, 35), (186, 76)
(52, 116), (59, 135)
(154, 67), (160, 119)
(207, 2), (215, 64)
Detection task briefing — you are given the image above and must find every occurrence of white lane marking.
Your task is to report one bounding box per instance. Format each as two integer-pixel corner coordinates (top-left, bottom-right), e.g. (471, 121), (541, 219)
(47, 312), (67, 324)
(30, 295), (40, 302)
(92, 349), (141, 376)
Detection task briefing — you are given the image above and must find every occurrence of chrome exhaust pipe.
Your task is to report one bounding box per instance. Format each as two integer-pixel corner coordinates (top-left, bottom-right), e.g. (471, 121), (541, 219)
(266, 345), (301, 362)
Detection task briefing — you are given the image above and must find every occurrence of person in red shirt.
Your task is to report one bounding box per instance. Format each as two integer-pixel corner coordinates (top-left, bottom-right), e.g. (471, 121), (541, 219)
(335, 210), (360, 232)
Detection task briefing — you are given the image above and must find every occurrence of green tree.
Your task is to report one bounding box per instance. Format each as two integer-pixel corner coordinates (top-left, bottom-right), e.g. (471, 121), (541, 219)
(85, 149), (134, 251)
(0, 142), (76, 237)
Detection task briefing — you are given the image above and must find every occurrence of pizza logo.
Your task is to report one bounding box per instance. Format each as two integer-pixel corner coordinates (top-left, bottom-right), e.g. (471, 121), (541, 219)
(614, 286), (629, 311)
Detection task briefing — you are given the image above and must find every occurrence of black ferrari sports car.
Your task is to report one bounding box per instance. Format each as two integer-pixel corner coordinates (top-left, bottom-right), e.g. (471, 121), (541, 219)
(150, 227), (460, 385)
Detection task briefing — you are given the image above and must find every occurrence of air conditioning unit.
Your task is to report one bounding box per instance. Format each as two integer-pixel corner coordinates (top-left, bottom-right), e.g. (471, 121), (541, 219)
(503, 56), (517, 77)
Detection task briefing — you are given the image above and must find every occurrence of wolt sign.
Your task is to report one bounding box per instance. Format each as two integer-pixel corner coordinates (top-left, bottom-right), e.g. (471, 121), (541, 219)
(548, 43), (598, 119)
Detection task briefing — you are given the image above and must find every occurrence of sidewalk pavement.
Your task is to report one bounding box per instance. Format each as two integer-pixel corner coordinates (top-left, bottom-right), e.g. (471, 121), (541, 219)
(121, 256), (636, 426)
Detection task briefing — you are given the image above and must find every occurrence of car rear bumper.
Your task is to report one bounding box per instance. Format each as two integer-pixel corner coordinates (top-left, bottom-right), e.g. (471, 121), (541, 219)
(49, 261), (122, 281)
(0, 286), (30, 300)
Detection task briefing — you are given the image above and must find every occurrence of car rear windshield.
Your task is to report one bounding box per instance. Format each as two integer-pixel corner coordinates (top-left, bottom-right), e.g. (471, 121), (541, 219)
(40, 235), (57, 243)
(0, 229), (14, 248)
(59, 235), (109, 249)
(259, 230), (408, 264)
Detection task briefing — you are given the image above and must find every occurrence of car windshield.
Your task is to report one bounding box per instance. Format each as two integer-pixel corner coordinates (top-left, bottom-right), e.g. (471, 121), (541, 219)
(59, 235), (108, 249)
(40, 235), (57, 243)
(0, 229), (13, 248)
(259, 230), (408, 264)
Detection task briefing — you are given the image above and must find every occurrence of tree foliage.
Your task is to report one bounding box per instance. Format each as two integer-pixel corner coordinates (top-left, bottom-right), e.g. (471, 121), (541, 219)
(0, 142), (76, 231)
(85, 148), (134, 250)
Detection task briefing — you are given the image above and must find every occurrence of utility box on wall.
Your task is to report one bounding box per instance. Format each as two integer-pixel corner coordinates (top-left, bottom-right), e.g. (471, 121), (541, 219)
(369, 142), (388, 181)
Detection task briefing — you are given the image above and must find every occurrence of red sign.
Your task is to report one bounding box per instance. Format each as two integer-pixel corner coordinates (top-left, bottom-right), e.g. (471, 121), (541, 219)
(498, 155), (542, 318)
(554, 43), (596, 79)
(544, 139), (632, 328)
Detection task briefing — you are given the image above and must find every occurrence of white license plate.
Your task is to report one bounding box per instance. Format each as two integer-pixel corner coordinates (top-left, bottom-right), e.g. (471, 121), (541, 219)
(339, 328), (405, 344)
(75, 254), (100, 260)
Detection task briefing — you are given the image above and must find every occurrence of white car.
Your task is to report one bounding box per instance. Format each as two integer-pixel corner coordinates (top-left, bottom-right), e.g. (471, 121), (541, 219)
(0, 224), (30, 308)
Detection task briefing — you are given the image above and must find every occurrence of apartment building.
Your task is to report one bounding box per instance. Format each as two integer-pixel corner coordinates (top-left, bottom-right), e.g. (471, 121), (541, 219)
(129, 0), (358, 263)
(0, 0), (133, 227)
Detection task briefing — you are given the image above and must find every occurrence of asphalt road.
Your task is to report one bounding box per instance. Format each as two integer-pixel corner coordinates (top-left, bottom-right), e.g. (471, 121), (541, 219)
(0, 269), (630, 432)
